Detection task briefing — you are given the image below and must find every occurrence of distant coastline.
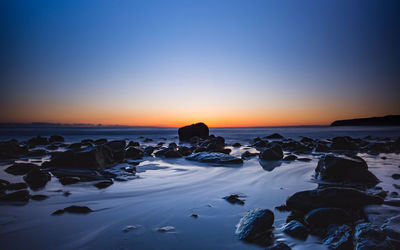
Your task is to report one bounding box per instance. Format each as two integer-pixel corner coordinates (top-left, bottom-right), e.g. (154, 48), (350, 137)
(331, 115), (400, 126)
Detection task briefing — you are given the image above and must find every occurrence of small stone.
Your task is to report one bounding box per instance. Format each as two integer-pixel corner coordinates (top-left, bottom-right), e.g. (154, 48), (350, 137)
(123, 225), (137, 232)
(157, 226), (175, 232)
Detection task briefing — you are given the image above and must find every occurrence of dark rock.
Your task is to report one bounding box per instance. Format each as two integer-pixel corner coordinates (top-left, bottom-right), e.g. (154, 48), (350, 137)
(190, 213), (198, 218)
(24, 167), (51, 190)
(223, 194), (245, 205)
(5, 182), (28, 190)
(143, 138), (153, 142)
(253, 140), (268, 148)
(241, 151), (258, 159)
(106, 140), (126, 162)
(94, 138), (107, 145)
(265, 242), (291, 250)
(0, 179), (10, 190)
(186, 152), (243, 164)
(46, 144), (59, 150)
(315, 143), (330, 152)
(236, 208), (274, 245)
(26, 149), (48, 157)
(5, 163), (38, 175)
(297, 157), (312, 162)
(265, 133), (284, 139)
(392, 174), (400, 180)
(393, 184), (400, 189)
(28, 136), (49, 146)
(259, 144), (283, 161)
(233, 143), (241, 147)
(0, 140), (28, 158)
(52, 205), (93, 215)
(354, 223), (394, 250)
(178, 123), (209, 141)
(364, 205), (400, 225)
(126, 146), (143, 159)
(282, 220), (308, 239)
(68, 142), (82, 149)
(49, 135), (64, 143)
(94, 180), (113, 189)
(300, 137), (314, 143)
(0, 189), (30, 202)
(143, 146), (154, 156)
(331, 136), (358, 150)
(283, 155), (297, 161)
(323, 225), (353, 250)
(127, 141), (140, 147)
(178, 146), (192, 156)
(315, 154), (379, 187)
(46, 146), (113, 170)
(381, 215), (400, 240)
(31, 194), (48, 201)
(59, 176), (80, 185)
(286, 187), (383, 212)
(305, 208), (352, 228)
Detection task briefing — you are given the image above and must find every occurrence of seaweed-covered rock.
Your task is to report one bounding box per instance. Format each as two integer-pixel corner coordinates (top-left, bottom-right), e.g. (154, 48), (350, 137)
(186, 152), (243, 164)
(259, 144), (283, 161)
(315, 154), (379, 187)
(178, 123), (209, 141)
(236, 208), (274, 245)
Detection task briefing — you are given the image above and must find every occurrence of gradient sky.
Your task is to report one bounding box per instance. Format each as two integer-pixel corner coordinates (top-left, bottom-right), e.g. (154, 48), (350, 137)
(1, 0), (399, 127)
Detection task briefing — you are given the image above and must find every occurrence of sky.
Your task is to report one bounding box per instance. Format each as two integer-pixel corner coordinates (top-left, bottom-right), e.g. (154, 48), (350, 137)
(1, 0), (399, 127)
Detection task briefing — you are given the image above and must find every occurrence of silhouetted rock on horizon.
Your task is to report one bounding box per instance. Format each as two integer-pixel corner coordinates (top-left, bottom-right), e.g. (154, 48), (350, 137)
(331, 115), (400, 126)
(236, 208), (274, 246)
(178, 122), (209, 141)
(315, 154), (379, 187)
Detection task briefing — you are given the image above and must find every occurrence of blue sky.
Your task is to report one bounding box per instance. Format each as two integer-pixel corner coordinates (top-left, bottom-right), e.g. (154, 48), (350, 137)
(1, 0), (399, 126)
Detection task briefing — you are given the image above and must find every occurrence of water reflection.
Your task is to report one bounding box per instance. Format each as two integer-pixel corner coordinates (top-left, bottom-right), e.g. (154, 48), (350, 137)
(258, 159), (282, 171)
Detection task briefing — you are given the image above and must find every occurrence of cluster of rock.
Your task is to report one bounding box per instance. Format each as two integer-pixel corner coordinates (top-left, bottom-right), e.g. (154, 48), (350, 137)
(235, 152), (400, 249)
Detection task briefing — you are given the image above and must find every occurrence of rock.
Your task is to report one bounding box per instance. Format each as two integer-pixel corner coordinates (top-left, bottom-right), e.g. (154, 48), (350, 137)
(164, 149), (182, 158)
(24, 167), (51, 190)
(178, 146), (192, 156)
(59, 176), (80, 185)
(46, 146), (113, 170)
(393, 184), (400, 189)
(286, 187), (383, 212)
(157, 226), (175, 232)
(0, 189), (30, 202)
(123, 225), (137, 232)
(259, 144), (283, 161)
(5, 182), (28, 190)
(323, 225), (353, 250)
(126, 146), (144, 159)
(265, 133), (284, 139)
(0, 140), (28, 158)
(127, 141), (140, 147)
(392, 174), (400, 180)
(94, 180), (113, 189)
(236, 208), (274, 245)
(384, 199), (400, 207)
(265, 242), (291, 250)
(282, 220), (308, 239)
(233, 143), (241, 147)
(331, 136), (358, 151)
(94, 138), (107, 145)
(49, 135), (64, 143)
(5, 163), (38, 175)
(68, 142), (82, 149)
(28, 136), (49, 146)
(354, 223), (394, 250)
(241, 151), (258, 159)
(253, 140), (268, 148)
(223, 194), (245, 205)
(300, 137), (314, 143)
(143, 138), (153, 142)
(305, 208), (352, 228)
(0, 179), (10, 191)
(105, 140), (126, 162)
(46, 144), (59, 150)
(190, 214), (198, 218)
(297, 157), (312, 162)
(178, 123), (209, 141)
(315, 143), (330, 152)
(315, 154), (379, 187)
(364, 205), (400, 225)
(26, 149), (48, 157)
(143, 146), (154, 156)
(52, 205), (93, 215)
(283, 155), (297, 161)
(381, 215), (400, 240)
(31, 194), (48, 201)
(186, 152), (243, 164)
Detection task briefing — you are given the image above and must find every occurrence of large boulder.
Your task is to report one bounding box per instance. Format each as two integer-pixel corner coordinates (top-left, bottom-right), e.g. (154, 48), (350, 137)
(236, 208), (274, 245)
(315, 154), (379, 187)
(105, 140), (126, 162)
(0, 189), (30, 202)
(354, 223), (395, 250)
(259, 144), (283, 161)
(331, 136), (358, 151)
(178, 123), (209, 141)
(286, 187), (383, 212)
(45, 146), (113, 170)
(186, 152), (243, 164)
(28, 136), (49, 146)
(282, 220), (308, 239)
(126, 146), (143, 159)
(24, 167), (51, 190)
(0, 140), (28, 158)
(49, 135), (64, 143)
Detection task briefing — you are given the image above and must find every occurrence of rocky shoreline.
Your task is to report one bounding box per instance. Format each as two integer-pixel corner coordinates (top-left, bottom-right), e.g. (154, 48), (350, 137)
(1, 123), (400, 249)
